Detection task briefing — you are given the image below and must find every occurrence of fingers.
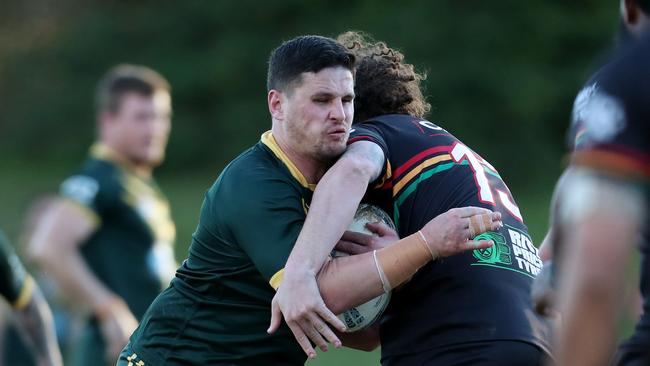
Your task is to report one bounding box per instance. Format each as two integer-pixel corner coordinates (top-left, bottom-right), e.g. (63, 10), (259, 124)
(468, 214), (489, 237)
(335, 240), (370, 255)
(340, 230), (374, 246)
(300, 317), (329, 353)
(463, 239), (494, 251)
(452, 206), (493, 218)
(267, 298), (282, 334)
(490, 211), (502, 231)
(364, 222), (395, 237)
(268, 299), (343, 358)
(467, 212), (503, 238)
(315, 305), (347, 334)
(307, 311), (344, 350)
(287, 322), (316, 359)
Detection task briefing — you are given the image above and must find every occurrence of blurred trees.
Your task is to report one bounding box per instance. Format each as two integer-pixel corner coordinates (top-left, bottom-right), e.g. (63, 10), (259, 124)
(0, 0), (617, 186)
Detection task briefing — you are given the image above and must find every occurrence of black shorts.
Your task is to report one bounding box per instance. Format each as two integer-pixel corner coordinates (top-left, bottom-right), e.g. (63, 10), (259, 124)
(382, 340), (549, 366)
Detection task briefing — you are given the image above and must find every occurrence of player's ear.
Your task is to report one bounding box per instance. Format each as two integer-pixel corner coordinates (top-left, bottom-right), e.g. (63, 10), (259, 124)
(97, 110), (113, 131)
(268, 89), (285, 121)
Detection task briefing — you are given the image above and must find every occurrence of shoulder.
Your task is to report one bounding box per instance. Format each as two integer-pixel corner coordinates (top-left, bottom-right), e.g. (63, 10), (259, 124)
(60, 158), (121, 209)
(206, 144), (300, 209)
(217, 143), (290, 188)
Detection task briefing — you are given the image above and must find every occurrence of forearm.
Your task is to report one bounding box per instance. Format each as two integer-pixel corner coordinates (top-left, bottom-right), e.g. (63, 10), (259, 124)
(15, 288), (62, 366)
(286, 158), (372, 273)
(29, 200), (114, 314)
(558, 256), (625, 366)
(557, 215), (637, 365)
(36, 246), (116, 314)
(317, 232), (431, 313)
(337, 323), (380, 351)
(317, 251), (384, 314)
(558, 280), (620, 366)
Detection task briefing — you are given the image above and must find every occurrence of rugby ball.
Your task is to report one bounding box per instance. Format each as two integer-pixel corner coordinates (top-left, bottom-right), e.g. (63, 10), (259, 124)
(332, 204), (394, 332)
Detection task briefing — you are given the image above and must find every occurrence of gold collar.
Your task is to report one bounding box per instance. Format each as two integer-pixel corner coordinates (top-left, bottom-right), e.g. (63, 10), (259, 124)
(260, 131), (316, 191)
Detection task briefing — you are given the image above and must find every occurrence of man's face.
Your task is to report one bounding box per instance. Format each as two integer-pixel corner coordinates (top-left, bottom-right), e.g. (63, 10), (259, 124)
(279, 66), (354, 162)
(103, 91), (172, 167)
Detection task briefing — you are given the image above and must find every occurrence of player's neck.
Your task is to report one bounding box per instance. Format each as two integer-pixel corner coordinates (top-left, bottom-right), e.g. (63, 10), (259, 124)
(272, 133), (327, 186)
(93, 141), (154, 179)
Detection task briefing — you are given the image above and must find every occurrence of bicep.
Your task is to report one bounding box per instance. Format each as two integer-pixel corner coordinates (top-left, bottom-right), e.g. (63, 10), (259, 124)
(230, 191), (306, 284)
(556, 168), (645, 271)
(555, 168), (645, 229)
(30, 199), (98, 253)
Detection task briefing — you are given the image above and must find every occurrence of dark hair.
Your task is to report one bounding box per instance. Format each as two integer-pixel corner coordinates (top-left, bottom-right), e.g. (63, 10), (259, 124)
(267, 35), (356, 93)
(95, 64), (170, 114)
(639, 0), (650, 13)
(337, 31), (430, 123)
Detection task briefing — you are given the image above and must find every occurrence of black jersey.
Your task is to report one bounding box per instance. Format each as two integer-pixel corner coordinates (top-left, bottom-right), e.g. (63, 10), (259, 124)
(349, 115), (550, 362)
(568, 36), (650, 363)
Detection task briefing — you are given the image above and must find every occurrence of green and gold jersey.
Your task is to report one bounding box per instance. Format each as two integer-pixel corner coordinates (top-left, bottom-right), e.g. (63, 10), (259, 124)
(0, 230), (34, 309)
(125, 132), (313, 365)
(60, 144), (176, 320)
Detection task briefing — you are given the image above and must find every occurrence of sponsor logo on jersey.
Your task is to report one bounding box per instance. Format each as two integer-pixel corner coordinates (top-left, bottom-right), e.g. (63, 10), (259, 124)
(471, 226), (542, 278)
(572, 84), (626, 144)
(61, 175), (99, 205)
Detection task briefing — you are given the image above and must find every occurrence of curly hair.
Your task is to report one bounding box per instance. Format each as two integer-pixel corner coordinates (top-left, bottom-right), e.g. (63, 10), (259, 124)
(337, 31), (431, 123)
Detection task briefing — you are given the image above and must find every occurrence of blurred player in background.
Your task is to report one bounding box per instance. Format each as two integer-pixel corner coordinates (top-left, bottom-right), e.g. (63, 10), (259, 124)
(119, 35), (499, 366)
(546, 0), (650, 364)
(28, 64), (176, 366)
(0, 229), (62, 366)
(270, 32), (551, 365)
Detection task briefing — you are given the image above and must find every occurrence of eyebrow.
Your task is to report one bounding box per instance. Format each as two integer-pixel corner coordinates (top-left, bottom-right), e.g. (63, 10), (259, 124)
(312, 92), (355, 99)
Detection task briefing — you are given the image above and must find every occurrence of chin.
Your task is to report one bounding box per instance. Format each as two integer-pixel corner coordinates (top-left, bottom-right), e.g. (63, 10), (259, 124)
(147, 155), (165, 167)
(320, 145), (346, 161)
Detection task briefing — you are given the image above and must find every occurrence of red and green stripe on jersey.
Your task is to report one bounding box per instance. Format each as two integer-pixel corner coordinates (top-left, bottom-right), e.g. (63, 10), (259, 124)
(349, 134), (523, 225)
(572, 145), (650, 183)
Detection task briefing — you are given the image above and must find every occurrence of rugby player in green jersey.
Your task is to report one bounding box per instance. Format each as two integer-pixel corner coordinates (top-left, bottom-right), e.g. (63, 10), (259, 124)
(28, 65), (175, 366)
(118, 35), (500, 366)
(0, 230), (62, 366)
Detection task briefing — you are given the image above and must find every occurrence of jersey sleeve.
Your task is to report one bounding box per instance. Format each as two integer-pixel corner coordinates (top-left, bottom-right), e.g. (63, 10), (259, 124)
(0, 231), (34, 309)
(219, 170), (307, 287)
(568, 41), (650, 183)
(59, 172), (110, 226)
(349, 123), (392, 188)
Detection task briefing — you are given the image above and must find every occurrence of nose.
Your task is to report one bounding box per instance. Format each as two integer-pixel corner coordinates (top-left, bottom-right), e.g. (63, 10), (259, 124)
(329, 99), (346, 123)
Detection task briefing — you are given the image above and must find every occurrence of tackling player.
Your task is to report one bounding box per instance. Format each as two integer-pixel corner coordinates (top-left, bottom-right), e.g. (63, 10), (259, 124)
(0, 230), (62, 366)
(118, 35), (500, 366)
(28, 65), (176, 366)
(270, 32), (551, 365)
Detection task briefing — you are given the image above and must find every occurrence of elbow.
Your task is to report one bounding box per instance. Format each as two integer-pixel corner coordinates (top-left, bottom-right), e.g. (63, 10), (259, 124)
(28, 240), (59, 270)
(338, 155), (377, 183)
(28, 245), (48, 267)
